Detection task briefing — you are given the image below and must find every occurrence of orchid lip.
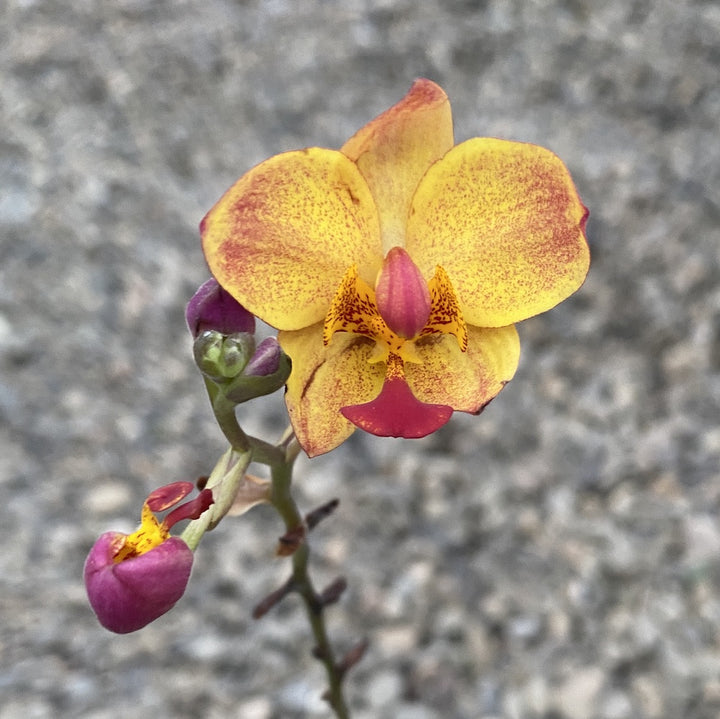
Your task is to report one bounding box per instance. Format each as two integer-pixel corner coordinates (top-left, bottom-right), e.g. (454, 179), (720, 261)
(84, 533), (194, 634)
(341, 373), (452, 438)
(340, 352), (452, 438)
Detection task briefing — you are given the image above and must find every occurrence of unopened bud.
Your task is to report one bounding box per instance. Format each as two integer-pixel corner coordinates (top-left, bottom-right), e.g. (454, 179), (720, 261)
(186, 278), (255, 338)
(193, 330), (256, 381)
(223, 340), (291, 404)
(244, 337), (282, 377)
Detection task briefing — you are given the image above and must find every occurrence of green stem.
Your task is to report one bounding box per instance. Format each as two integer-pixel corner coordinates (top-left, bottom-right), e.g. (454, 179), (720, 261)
(270, 449), (351, 719)
(204, 376), (351, 715)
(206, 377), (285, 466)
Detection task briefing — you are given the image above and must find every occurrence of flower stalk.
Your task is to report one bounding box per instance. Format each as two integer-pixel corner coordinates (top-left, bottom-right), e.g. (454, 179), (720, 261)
(267, 447), (352, 719)
(202, 369), (354, 716)
(185, 278), (355, 714)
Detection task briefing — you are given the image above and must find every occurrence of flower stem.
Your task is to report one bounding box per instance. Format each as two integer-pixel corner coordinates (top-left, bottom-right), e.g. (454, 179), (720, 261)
(204, 374), (352, 715)
(270, 444), (351, 719)
(206, 377), (285, 466)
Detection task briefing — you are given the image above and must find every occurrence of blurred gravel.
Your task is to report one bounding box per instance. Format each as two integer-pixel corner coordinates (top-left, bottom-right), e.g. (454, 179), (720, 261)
(2, 1), (720, 718)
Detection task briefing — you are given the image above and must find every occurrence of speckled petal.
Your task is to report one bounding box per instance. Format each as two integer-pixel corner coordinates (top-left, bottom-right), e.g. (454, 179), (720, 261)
(341, 79), (454, 252)
(406, 324), (520, 411)
(201, 148), (382, 330)
(406, 138), (590, 327)
(279, 325), (385, 457)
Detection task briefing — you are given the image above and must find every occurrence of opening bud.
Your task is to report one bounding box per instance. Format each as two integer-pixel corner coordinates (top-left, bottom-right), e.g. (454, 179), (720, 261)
(84, 482), (213, 633)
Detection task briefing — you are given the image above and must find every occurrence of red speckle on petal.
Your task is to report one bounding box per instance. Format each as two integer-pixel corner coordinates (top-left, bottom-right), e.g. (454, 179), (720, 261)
(341, 375), (452, 438)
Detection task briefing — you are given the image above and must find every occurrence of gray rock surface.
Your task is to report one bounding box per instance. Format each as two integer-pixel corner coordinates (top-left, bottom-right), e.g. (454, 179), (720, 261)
(2, 1), (719, 717)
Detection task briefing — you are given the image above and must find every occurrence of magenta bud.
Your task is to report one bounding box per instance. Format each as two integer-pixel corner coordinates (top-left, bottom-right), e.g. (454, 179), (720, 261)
(186, 278), (255, 338)
(84, 533), (193, 633)
(244, 337), (281, 377)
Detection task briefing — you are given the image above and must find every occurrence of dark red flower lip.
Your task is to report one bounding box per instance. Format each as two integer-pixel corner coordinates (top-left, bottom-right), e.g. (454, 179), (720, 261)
(341, 374), (452, 438)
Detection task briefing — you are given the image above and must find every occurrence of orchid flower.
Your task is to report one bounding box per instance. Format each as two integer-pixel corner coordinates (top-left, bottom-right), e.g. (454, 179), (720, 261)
(201, 79), (589, 456)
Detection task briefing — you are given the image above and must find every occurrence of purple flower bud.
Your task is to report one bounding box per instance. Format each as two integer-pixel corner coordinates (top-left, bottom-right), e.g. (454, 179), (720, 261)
(223, 337), (292, 405)
(244, 337), (281, 377)
(84, 533), (193, 634)
(84, 482), (213, 633)
(186, 278), (255, 338)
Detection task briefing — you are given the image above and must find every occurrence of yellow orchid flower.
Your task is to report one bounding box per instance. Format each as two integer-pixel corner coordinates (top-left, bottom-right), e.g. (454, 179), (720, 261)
(201, 79), (590, 457)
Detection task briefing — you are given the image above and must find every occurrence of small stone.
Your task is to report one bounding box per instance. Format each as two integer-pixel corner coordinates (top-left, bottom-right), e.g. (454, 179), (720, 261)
(684, 514), (720, 564)
(631, 676), (663, 718)
(601, 690), (633, 719)
(375, 624), (418, 656)
(235, 696), (272, 719)
(367, 670), (403, 708)
(82, 482), (134, 514)
(508, 613), (542, 643)
(394, 704), (442, 719)
(523, 675), (549, 714)
(554, 667), (605, 719)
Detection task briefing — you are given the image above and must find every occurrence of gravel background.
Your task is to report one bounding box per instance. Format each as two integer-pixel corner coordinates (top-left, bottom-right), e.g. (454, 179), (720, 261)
(2, 1), (720, 718)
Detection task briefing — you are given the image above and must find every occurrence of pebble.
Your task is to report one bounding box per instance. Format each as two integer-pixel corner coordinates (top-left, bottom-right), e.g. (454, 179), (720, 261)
(4, 2), (720, 718)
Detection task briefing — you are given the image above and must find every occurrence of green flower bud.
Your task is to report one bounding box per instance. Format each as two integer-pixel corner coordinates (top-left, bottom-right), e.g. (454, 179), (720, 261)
(193, 330), (256, 381)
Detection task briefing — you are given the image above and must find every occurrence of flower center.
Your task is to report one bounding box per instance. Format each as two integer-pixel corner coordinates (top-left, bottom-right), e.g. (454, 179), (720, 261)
(323, 253), (468, 360)
(112, 482), (213, 563)
(323, 251), (468, 438)
(113, 504), (169, 562)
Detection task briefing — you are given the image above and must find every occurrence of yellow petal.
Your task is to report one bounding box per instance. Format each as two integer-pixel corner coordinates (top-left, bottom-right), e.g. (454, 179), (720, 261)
(406, 324), (520, 411)
(201, 148), (382, 330)
(406, 138), (590, 327)
(279, 325), (385, 457)
(341, 79), (454, 253)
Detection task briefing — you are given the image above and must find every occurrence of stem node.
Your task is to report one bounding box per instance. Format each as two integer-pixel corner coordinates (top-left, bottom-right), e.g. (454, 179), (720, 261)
(276, 525), (306, 556)
(338, 638), (370, 677)
(252, 577), (294, 619)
